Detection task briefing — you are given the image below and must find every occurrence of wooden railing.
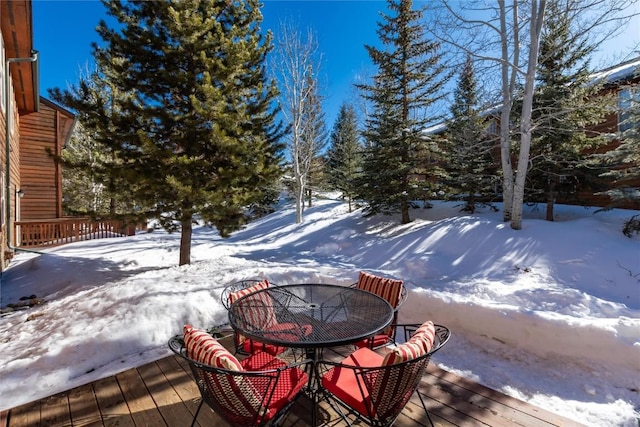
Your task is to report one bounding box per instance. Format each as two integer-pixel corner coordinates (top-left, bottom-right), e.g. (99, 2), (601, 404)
(15, 218), (139, 248)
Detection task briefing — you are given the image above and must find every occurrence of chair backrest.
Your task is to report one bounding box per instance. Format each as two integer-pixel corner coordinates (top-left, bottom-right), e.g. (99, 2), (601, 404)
(221, 279), (271, 309)
(359, 324), (450, 425)
(169, 335), (281, 426)
(221, 279), (276, 352)
(355, 271), (406, 338)
(355, 271), (404, 309)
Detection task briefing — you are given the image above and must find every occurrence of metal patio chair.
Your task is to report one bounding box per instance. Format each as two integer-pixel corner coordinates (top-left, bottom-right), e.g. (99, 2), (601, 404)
(351, 271), (408, 349)
(169, 334), (311, 427)
(221, 279), (288, 356)
(317, 323), (450, 427)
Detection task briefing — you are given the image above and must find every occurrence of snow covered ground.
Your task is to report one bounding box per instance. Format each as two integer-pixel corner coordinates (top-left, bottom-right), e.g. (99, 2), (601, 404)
(1, 197), (638, 426)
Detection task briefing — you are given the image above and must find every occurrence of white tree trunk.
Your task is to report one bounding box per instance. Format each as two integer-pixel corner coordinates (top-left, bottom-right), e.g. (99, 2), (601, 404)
(511, 0), (546, 230)
(498, 0), (516, 222)
(295, 173), (305, 223)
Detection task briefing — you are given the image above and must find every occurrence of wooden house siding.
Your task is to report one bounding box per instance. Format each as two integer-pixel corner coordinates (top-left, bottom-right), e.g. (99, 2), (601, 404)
(1, 0), (45, 271)
(1, 98), (22, 269)
(18, 99), (74, 220)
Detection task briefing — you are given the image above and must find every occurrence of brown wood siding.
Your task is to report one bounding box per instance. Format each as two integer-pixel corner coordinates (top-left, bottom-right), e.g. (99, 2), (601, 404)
(55, 111), (64, 216)
(2, 100), (22, 269)
(9, 111), (21, 238)
(18, 102), (62, 220)
(1, 108), (6, 271)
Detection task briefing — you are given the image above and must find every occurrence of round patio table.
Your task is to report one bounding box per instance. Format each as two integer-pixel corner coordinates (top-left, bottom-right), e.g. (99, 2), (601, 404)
(228, 283), (394, 351)
(228, 283), (394, 426)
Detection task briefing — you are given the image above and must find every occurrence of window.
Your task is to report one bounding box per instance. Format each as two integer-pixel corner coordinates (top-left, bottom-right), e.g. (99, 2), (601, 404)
(618, 86), (640, 134)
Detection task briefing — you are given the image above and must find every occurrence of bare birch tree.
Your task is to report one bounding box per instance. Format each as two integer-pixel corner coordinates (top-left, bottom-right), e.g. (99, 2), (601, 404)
(510, 0), (546, 229)
(273, 21), (325, 223)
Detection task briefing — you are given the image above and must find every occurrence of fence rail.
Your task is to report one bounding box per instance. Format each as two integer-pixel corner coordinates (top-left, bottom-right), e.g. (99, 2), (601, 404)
(15, 218), (139, 248)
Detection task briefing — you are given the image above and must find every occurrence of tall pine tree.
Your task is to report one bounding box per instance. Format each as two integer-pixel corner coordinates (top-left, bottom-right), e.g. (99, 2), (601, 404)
(55, 68), (144, 219)
(526, 0), (610, 220)
(326, 103), (362, 212)
(357, 0), (448, 224)
(51, 0), (284, 265)
(445, 55), (497, 213)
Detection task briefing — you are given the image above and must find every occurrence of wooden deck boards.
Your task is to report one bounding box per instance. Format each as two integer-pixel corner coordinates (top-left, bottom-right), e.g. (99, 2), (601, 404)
(1, 338), (585, 427)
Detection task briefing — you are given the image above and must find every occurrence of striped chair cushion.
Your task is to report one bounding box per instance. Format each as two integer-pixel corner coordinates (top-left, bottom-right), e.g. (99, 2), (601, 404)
(409, 320), (436, 354)
(183, 325), (243, 371)
(229, 280), (276, 328)
(228, 279), (270, 305)
(356, 271), (403, 309)
(228, 280), (277, 348)
(356, 272), (403, 341)
(371, 341), (428, 420)
(381, 340), (425, 366)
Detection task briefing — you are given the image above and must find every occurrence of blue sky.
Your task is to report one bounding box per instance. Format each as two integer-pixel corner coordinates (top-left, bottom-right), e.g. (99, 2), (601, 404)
(33, 1), (639, 127)
(33, 0), (388, 126)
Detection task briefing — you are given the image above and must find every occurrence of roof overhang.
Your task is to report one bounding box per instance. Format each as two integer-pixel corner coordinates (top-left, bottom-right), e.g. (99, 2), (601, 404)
(1, 0), (39, 113)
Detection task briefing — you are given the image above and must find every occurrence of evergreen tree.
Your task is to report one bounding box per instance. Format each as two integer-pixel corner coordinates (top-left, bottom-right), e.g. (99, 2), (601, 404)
(526, 0), (610, 220)
(326, 103), (362, 212)
(56, 69), (144, 219)
(444, 55), (497, 213)
(357, 0), (448, 224)
(61, 123), (123, 216)
(51, 0), (284, 265)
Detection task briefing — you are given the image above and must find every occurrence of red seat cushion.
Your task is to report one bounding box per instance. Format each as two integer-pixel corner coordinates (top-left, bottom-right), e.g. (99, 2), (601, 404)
(263, 322), (313, 342)
(242, 322), (313, 354)
(321, 347), (384, 417)
(241, 352), (309, 422)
